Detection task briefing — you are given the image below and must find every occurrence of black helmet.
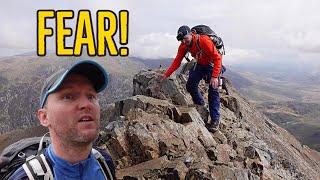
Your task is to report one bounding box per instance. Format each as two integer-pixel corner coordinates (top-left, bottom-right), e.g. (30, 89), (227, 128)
(176, 25), (191, 41)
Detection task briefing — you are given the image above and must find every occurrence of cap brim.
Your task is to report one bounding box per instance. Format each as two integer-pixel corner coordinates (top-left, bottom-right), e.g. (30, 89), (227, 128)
(40, 60), (108, 108)
(51, 60), (108, 93)
(68, 61), (108, 92)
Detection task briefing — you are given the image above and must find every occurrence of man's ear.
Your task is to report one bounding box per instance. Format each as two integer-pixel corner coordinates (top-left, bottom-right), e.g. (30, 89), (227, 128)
(37, 108), (50, 127)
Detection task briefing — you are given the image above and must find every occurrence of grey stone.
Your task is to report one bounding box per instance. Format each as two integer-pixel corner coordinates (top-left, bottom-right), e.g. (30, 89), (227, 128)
(133, 69), (192, 105)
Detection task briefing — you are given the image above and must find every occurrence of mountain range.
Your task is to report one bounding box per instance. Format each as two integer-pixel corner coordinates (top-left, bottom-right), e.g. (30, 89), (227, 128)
(0, 57), (319, 179)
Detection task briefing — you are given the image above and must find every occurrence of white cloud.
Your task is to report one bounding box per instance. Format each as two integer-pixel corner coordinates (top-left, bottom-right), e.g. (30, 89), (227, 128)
(278, 31), (320, 53)
(130, 33), (178, 59)
(0, 0), (320, 66)
(223, 48), (262, 65)
(0, 0), (131, 50)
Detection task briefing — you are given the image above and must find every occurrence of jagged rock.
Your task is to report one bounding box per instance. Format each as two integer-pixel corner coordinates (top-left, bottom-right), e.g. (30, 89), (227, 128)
(206, 147), (217, 161)
(2, 64), (320, 179)
(181, 111), (217, 150)
(255, 148), (273, 168)
(158, 137), (186, 160)
(162, 159), (189, 179)
(230, 140), (238, 150)
(248, 160), (264, 176)
(94, 69), (320, 180)
(244, 146), (257, 159)
(211, 130), (228, 144)
(133, 69), (192, 105)
(281, 158), (295, 171)
(116, 156), (189, 179)
(175, 107), (202, 124)
(114, 95), (175, 120)
(210, 166), (260, 180)
(116, 156), (169, 179)
(102, 121), (132, 168)
(193, 104), (210, 124)
(197, 129), (217, 149)
(215, 144), (237, 163)
(103, 110), (211, 169)
(171, 106), (182, 122)
(220, 95), (242, 119)
(179, 59), (196, 75)
(232, 128), (255, 142)
(185, 169), (213, 180)
(233, 156), (246, 169)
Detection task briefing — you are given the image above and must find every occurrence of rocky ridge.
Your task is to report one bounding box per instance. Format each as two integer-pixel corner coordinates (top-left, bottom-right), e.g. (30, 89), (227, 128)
(96, 68), (320, 179)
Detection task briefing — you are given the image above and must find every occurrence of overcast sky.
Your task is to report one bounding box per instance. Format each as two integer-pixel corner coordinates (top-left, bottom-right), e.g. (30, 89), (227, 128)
(0, 0), (319, 68)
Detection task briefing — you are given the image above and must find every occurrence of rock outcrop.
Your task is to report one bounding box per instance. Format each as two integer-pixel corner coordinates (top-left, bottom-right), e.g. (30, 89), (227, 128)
(96, 69), (320, 179)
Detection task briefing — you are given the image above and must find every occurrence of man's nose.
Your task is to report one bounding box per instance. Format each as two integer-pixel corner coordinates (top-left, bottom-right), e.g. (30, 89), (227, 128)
(78, 96), (94, 111)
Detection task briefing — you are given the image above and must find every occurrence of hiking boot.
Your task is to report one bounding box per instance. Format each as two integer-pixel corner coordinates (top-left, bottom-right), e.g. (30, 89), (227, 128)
(206, 120), (220, 133)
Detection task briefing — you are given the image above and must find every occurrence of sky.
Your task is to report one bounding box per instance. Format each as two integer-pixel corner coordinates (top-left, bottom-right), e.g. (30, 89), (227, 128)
(0, 0), (319, 69)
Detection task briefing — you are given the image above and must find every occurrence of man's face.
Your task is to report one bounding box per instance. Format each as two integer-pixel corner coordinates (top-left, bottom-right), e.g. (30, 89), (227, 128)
(40, 74), (100, 145)
(182, 34), (192, 46)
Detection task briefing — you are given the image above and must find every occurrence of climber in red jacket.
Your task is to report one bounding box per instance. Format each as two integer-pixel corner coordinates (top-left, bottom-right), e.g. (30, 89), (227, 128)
(162, 25), (222, 132)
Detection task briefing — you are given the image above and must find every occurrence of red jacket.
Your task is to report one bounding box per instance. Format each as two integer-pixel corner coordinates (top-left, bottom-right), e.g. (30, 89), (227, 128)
(164, 33), (222, 78)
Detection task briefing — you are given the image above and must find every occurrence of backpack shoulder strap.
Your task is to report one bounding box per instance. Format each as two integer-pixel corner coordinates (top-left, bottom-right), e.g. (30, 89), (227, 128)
(195, 34), (205, 62)
(22, 149), (113, 180)
(22, 153), (54, 180)
(92, 148), (114, 180)
(183, 42), (191, 62)
(196, 34), (218, 66)
(195, 34), (201, 52)
(196, 34), (213, 55)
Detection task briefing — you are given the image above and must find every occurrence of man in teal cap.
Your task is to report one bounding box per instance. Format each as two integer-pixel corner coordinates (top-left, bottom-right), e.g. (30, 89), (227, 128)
(9, 60), (115, 180)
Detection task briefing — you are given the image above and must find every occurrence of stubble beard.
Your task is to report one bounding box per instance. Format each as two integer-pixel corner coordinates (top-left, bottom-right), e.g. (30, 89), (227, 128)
(52, 122), (100, 147)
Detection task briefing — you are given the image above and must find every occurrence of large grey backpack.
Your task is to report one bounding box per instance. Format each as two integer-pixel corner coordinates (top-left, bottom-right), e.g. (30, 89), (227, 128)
(0, 136), (50, 179)
(191, 25), (225, 55)
(0, 135), (114, 180)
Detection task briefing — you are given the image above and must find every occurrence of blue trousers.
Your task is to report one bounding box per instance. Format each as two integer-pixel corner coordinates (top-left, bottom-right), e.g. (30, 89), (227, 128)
(186, 64), (220, 122)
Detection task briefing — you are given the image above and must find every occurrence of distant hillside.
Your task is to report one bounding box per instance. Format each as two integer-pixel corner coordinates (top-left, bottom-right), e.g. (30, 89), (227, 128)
(1, 68), (320, 179)
(225, 65), (320, 152)
(255, 101), (320, 151)
(0, 55), (146, 134)
(130, 56), (173, 69)
(224, 69), (253, 90)
(1, 56), (319, 154)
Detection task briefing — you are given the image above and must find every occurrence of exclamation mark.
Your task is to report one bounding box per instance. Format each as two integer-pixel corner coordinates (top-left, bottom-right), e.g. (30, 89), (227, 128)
(119, 10), (129, 56)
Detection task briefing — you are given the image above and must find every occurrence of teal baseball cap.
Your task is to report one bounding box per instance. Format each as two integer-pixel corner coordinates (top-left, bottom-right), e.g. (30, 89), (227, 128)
(39, 60), (108, 108)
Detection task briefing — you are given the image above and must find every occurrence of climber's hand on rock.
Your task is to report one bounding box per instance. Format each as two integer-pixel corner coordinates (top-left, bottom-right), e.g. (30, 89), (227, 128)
(210, 77), (219, 89)
(158, 73), (167, 82)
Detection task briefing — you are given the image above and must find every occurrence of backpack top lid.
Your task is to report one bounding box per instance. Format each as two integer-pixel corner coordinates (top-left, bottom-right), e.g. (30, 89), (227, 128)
(191, 25), (217, 36)
(191, 24), (225, 55)
(0, 137), (51, 162)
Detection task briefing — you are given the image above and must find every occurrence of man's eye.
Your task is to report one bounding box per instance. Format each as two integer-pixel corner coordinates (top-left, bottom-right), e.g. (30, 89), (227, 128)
(63, 95), (74, 100)
(88, 94), (97, 100)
